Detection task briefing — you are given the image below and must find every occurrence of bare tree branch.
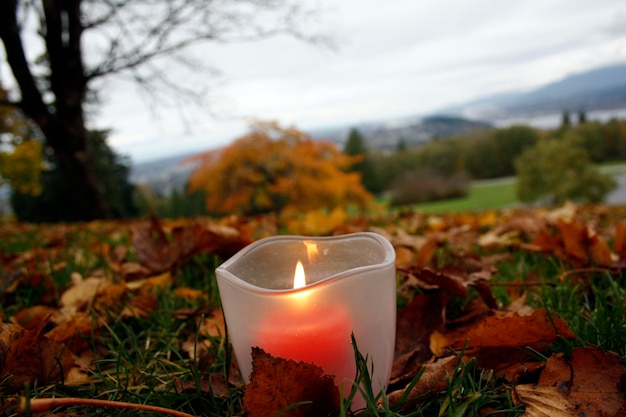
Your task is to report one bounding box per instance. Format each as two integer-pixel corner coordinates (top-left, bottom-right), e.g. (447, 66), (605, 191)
(0, 0), (331, 220)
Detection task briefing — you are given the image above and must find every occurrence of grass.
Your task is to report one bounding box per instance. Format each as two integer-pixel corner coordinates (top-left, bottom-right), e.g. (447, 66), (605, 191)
(412, 179), (517, 213)
(1, 209), (625, 416)
(391, 160), (626, 214)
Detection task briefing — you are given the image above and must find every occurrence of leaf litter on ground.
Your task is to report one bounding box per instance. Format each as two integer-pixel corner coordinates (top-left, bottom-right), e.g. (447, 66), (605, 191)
(0, 202), (625, 416)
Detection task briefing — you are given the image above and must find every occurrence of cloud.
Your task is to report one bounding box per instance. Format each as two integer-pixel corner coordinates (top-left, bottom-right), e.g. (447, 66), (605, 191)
(97, 0), (626, 162)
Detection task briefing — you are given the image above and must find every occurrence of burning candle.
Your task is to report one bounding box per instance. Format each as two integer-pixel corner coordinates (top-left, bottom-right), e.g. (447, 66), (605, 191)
(216, 232), (396, 406)
(255, 261), (355, 384)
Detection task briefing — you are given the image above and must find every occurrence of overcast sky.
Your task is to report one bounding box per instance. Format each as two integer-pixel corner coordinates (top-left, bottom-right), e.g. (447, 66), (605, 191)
(93, 0), (626, 163)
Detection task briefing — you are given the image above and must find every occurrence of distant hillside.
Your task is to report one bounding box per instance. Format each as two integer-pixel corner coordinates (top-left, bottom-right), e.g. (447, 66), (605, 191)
(450, 62), (626, 120)
(357, 116), (492, 150)
(129, 151), (200, 195)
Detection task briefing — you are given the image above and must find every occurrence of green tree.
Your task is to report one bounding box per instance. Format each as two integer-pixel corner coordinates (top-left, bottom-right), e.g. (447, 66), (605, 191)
(515, 139), (616, 205)
(343, 128), (382, 193)
(396, 137), (407, 152)
(414, 136), (466, 176)
(163, 186), (206, 218)
(601, 118), (626, 160)
(465, 126), (539, 179)
(0, 0), (326, 220)
(561, 122), (605, 162)
(11, 130), (138, 222)
(561, 110), (572, 129)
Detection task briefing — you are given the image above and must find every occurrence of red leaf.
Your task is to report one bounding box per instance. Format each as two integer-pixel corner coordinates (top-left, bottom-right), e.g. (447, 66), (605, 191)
(243, 347), (340, 417)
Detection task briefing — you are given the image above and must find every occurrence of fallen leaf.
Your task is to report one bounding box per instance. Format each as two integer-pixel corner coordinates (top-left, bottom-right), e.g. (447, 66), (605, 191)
(399, 266), (469, 298)
(395, 246), (414, 267)
(243, 347), (340, 417)
(1, 319), (76, 391)
(392, 292), (446, 384)
(45, 311), (102, 344)
(588, 230), (614, 266)
(434, 308), (575, 354)
(174, 373), (230, 397)
(513, 384), (575, 417)
(514, 348), (626, 417)
(173, 286), (205, 301)
(430, 308), (575, 375)
(12, 305), (58, 330)
(614, 220), (626, 257)
(198, 308), (226, 338)
(60, 275), (111, 314)
(0, 322), (24, 371)
(132, 215), (249, 275)
(120, 293), (158, 319)
(386, 355), (459, 410)
(131, 214), (196, 274)
(93, 281), (130, 314)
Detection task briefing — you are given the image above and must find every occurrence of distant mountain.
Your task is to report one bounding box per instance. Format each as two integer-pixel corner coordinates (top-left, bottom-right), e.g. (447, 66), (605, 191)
(130, 151), (200, 195)
(449, 62), (626, 120)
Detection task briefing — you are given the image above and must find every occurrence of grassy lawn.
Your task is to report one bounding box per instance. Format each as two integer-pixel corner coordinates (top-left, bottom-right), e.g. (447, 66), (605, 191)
(408, 178), (517, 213)
(396, 160), (626, 214)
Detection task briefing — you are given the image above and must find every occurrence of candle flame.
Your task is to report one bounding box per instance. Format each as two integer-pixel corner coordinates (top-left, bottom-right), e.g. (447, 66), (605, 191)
(293, 261), (306, 289)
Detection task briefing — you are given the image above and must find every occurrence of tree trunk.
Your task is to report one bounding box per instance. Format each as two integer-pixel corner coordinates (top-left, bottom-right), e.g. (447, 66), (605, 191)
(46, 119), (110, 221)
(1, 0), (109, 220)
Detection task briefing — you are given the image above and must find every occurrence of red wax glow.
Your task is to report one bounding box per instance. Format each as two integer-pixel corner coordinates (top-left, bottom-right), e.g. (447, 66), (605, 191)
(256, 303), (355, 383)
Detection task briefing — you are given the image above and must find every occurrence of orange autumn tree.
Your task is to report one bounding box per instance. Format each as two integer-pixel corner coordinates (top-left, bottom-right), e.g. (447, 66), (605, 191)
(187, 121), (372, 215)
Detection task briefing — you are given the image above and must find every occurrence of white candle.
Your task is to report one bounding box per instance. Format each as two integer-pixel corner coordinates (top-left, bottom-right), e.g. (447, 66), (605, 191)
(216, 232), (396, 407)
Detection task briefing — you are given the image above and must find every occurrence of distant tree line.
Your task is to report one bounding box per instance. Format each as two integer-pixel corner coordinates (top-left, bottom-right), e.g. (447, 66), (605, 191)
(4, 115), (626, 222)
(345, 117), (626, 206)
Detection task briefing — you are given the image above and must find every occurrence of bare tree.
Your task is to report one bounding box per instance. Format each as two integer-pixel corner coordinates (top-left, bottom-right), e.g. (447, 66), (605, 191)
(0, 0), (326, 220)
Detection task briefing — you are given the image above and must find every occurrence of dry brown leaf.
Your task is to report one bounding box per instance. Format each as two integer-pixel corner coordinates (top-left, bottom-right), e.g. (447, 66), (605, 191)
(557, 217), (615, 266)
(198, 308), (226, 338)
(119, 261), (152, 281)
(514, 348), (626, 417)
(133, 271), (173, 294)
(121, 293), (159, 319)
(431, 308), (575, 375)
(174, 373), (230, 397)
(173, 286), (205, 301)
(415, 237), (439, 267)
(132, 215), (249, 274)
(0, 322), (24, 371)
(45, 311), (102, 344)
(243, 347), (340, 417)
(498, 361), (545, 384)
(93, 281), (130, 313)
(588, 231), (614, 266)
(60, 275), (111, 313)
(399, 266), (469, 298)
(1, 319), (76, 391)
(614, 220), (626, 258)
(392, 293), (446, 384)
(514, 384), (575, 417)
(386, 355), (459, 410)
(131, 214), (183, 273)
(395, 246), (414, 267)
(12, 305), (58, 330)
(438, 308), (574, 353)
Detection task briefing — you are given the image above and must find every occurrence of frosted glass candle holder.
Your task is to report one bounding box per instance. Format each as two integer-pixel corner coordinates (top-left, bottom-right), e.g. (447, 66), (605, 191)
(216, 232), (396, 406)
